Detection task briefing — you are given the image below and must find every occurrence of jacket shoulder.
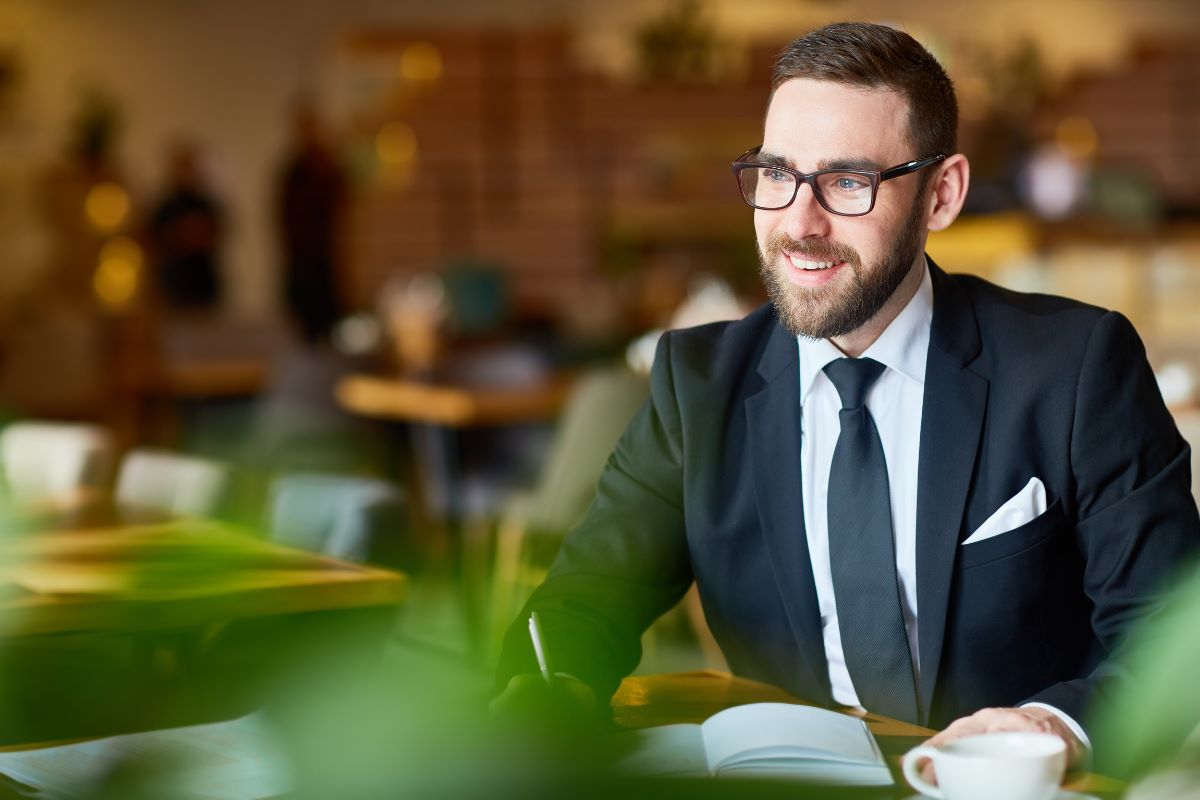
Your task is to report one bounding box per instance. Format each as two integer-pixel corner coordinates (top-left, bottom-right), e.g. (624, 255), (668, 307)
(944, 271), (1117, 360)
(950, 272), (1109, 322)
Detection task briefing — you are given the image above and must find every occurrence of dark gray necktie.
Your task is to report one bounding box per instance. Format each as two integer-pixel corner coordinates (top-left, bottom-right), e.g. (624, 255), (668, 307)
(823, 357), (918, 723)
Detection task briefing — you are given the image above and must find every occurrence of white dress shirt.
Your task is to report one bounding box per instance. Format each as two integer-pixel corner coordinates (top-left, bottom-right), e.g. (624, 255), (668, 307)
(798, 263), (930, 707)
(796, 261), (1089, 748)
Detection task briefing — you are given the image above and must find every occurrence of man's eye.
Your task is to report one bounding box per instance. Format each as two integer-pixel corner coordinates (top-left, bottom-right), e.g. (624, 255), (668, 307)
(762, 168), (792, 183)
(831, 175), (870, 192)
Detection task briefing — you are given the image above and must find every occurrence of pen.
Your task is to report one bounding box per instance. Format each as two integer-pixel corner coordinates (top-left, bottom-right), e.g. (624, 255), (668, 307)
(528, 611), (555, 685)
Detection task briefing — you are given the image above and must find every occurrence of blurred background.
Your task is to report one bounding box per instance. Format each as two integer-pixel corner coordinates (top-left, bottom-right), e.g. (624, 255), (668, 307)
(4, 0), (1200, 652)
(0, 0), (1199, 793)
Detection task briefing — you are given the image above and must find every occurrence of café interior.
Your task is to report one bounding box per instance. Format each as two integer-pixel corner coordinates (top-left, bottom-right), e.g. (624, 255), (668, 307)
(0, 0), (1198, 796)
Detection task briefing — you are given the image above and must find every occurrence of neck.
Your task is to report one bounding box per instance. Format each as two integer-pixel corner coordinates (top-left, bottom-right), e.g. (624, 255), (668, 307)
(830, 256), (925, 358)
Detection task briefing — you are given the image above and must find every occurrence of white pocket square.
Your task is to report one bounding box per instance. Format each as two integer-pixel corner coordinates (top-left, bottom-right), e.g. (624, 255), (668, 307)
(961, 477), (1048, 545)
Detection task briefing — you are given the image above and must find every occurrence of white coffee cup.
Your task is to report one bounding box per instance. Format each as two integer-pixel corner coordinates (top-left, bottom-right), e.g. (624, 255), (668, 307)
(903, 731), (1067, 800)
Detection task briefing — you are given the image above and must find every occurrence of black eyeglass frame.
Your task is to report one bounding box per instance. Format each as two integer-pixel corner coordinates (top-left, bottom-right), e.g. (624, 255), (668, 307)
(731, 146), (947, 216)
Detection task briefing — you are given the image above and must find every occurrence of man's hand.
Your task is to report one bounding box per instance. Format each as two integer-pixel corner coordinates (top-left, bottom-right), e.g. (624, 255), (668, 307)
(489, 672), (599, 729)
(914, 707), (1086, 784)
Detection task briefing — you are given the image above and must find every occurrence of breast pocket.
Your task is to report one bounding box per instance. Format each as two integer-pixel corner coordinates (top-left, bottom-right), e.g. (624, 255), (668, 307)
(958, 498), (1067, 570)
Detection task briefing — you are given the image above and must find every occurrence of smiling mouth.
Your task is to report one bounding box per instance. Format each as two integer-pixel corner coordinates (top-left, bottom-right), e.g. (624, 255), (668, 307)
(786, 254), (842, 271)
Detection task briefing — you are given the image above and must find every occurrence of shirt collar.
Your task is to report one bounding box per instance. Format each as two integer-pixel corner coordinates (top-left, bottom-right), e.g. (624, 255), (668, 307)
(797, 258), (933, 403)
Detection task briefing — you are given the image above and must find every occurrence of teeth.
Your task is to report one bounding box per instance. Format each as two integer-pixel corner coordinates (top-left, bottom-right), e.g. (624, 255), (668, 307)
(788, 256), (836, 270)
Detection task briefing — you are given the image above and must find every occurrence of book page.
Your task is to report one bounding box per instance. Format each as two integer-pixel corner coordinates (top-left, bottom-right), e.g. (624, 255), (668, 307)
(700, 703), (884, 771)
(612, 723), (709, 776)
(0, 714), (291, 799)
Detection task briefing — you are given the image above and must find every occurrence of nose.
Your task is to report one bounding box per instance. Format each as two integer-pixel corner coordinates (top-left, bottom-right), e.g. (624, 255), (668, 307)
(779, 180), (832, 240)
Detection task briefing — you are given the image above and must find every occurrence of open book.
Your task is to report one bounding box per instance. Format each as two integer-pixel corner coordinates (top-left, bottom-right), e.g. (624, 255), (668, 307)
(616, 702), (892, 786)
(0, 714), (290, 799)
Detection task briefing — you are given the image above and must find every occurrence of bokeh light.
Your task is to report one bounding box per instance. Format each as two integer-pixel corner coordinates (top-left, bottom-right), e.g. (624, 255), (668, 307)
(83, 181), (131, 232)
(1056, 115), (1099, 159)
(400, 42), (443, 83)
(93, 235), (143, 308)
(375, 122), (417, 167)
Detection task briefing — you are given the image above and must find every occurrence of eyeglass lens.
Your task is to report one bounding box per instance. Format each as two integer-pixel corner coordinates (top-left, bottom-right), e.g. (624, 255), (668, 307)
(738, 167), (875, 214)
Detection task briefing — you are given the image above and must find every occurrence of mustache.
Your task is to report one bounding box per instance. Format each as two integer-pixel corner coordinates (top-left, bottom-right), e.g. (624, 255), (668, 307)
(765, 234), (859, 266)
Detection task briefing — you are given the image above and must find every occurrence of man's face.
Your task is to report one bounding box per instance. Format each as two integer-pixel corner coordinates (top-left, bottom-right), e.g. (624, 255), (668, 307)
(755, 79), (930, 340)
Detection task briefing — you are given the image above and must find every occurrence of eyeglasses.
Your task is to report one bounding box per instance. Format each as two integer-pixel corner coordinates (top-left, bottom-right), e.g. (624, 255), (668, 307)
(731, 146), (946, 216)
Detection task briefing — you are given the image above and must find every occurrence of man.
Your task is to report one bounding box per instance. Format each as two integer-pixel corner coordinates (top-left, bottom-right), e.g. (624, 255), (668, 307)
(277, 101), (346, 345)
(496, 22), (1200, 764)
(149, 141), (224, 310)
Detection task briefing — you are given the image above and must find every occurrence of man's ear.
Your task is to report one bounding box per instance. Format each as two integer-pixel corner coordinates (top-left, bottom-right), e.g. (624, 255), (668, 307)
(926, 154), (970, 232)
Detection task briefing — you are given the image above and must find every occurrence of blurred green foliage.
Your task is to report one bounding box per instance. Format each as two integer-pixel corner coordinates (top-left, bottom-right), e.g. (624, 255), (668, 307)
(1091, 561), (1200, 780)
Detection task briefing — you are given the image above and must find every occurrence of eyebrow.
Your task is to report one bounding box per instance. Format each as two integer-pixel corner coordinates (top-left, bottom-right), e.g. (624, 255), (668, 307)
(755, 149), (887, 173)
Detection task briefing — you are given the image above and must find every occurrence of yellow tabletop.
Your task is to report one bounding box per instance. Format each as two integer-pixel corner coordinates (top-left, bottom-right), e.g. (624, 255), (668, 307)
(0, 519), (407, 637)
(612, 670), (1124, 797)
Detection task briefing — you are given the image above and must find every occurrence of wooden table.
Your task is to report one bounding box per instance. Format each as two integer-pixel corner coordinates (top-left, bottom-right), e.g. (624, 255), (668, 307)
(612, 670), (1125, 798)
(336, 372), (574, 428)
(335, 371), (575, 521)
(2, 492), (174, 536)
(0, 519), (407, 745)
(337, 370), (577, 656)
(334, 369), (576, 522)
(0, 519), (406, 636)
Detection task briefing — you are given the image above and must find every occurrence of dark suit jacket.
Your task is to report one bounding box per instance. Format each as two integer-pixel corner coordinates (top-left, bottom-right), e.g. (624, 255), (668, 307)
(498, 261), (1200, 728)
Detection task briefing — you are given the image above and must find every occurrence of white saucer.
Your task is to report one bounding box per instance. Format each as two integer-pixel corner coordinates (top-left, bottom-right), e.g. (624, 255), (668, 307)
(903, 793), (1100, 800)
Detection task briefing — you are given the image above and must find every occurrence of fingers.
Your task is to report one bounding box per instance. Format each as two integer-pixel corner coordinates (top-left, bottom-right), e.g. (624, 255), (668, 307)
(913, 706), (1084, 786)
(489, 672), (600, 730)
(927, 707), (1054, 749)
(489, 673), (546, 715)
(919, 756), (938, 785)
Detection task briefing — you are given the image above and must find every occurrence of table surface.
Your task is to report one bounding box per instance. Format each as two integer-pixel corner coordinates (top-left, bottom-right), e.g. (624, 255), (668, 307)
(0, 519), (407, 637)
(612, 670), (1125, 797)
(336, 372), (575, 427)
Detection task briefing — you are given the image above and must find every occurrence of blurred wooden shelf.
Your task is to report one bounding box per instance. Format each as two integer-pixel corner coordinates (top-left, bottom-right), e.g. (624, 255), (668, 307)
(154, 358), (270, 399)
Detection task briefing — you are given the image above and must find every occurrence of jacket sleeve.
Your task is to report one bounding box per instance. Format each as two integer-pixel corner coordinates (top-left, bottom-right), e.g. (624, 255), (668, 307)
(494, 333), (694, 703)
(1022, 311), (1200, 722)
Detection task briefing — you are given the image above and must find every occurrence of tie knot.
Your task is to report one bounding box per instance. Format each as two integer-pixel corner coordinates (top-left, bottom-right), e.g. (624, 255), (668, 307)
(823, 357), (886, 409)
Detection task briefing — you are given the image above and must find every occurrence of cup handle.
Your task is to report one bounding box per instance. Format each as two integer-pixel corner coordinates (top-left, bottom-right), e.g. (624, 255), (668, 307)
(902, 745), (943, 798)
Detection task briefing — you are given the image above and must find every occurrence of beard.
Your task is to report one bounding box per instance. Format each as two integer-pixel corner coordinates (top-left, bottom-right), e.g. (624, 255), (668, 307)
(757, 201), (925, 340)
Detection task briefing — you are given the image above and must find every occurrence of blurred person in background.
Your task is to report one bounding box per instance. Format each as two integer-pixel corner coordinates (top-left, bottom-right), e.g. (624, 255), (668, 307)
(494, 20), (1200, 775)
(276, 100), (346, 345)
(147, 140), (224, 310)
(38, 90), (128, 310)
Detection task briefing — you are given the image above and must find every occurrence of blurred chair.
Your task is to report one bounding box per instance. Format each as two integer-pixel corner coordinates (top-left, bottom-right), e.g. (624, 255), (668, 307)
(424, 341), (554, 521)
(499, 368), (648, 534)
(441, 260), (508, 337)
(243, 343), (388, 476)
(487, 365), (727, 670)
(114, 448), (233, 518)
(487, 366), (649, 654)
(268, 473), (409, 567)
(0, 421), (115, 508)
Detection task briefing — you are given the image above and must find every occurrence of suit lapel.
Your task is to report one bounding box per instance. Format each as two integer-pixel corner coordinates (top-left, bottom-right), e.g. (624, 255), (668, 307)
(915, 262), (989, 723)
(746, 319), (832, 702)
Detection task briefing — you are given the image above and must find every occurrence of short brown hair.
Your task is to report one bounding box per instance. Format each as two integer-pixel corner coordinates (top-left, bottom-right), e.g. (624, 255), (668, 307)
(772, 22), (957, 158)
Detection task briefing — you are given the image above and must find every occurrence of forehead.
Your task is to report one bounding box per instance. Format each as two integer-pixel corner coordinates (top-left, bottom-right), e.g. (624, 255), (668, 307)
(762, 78), (911, 169)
